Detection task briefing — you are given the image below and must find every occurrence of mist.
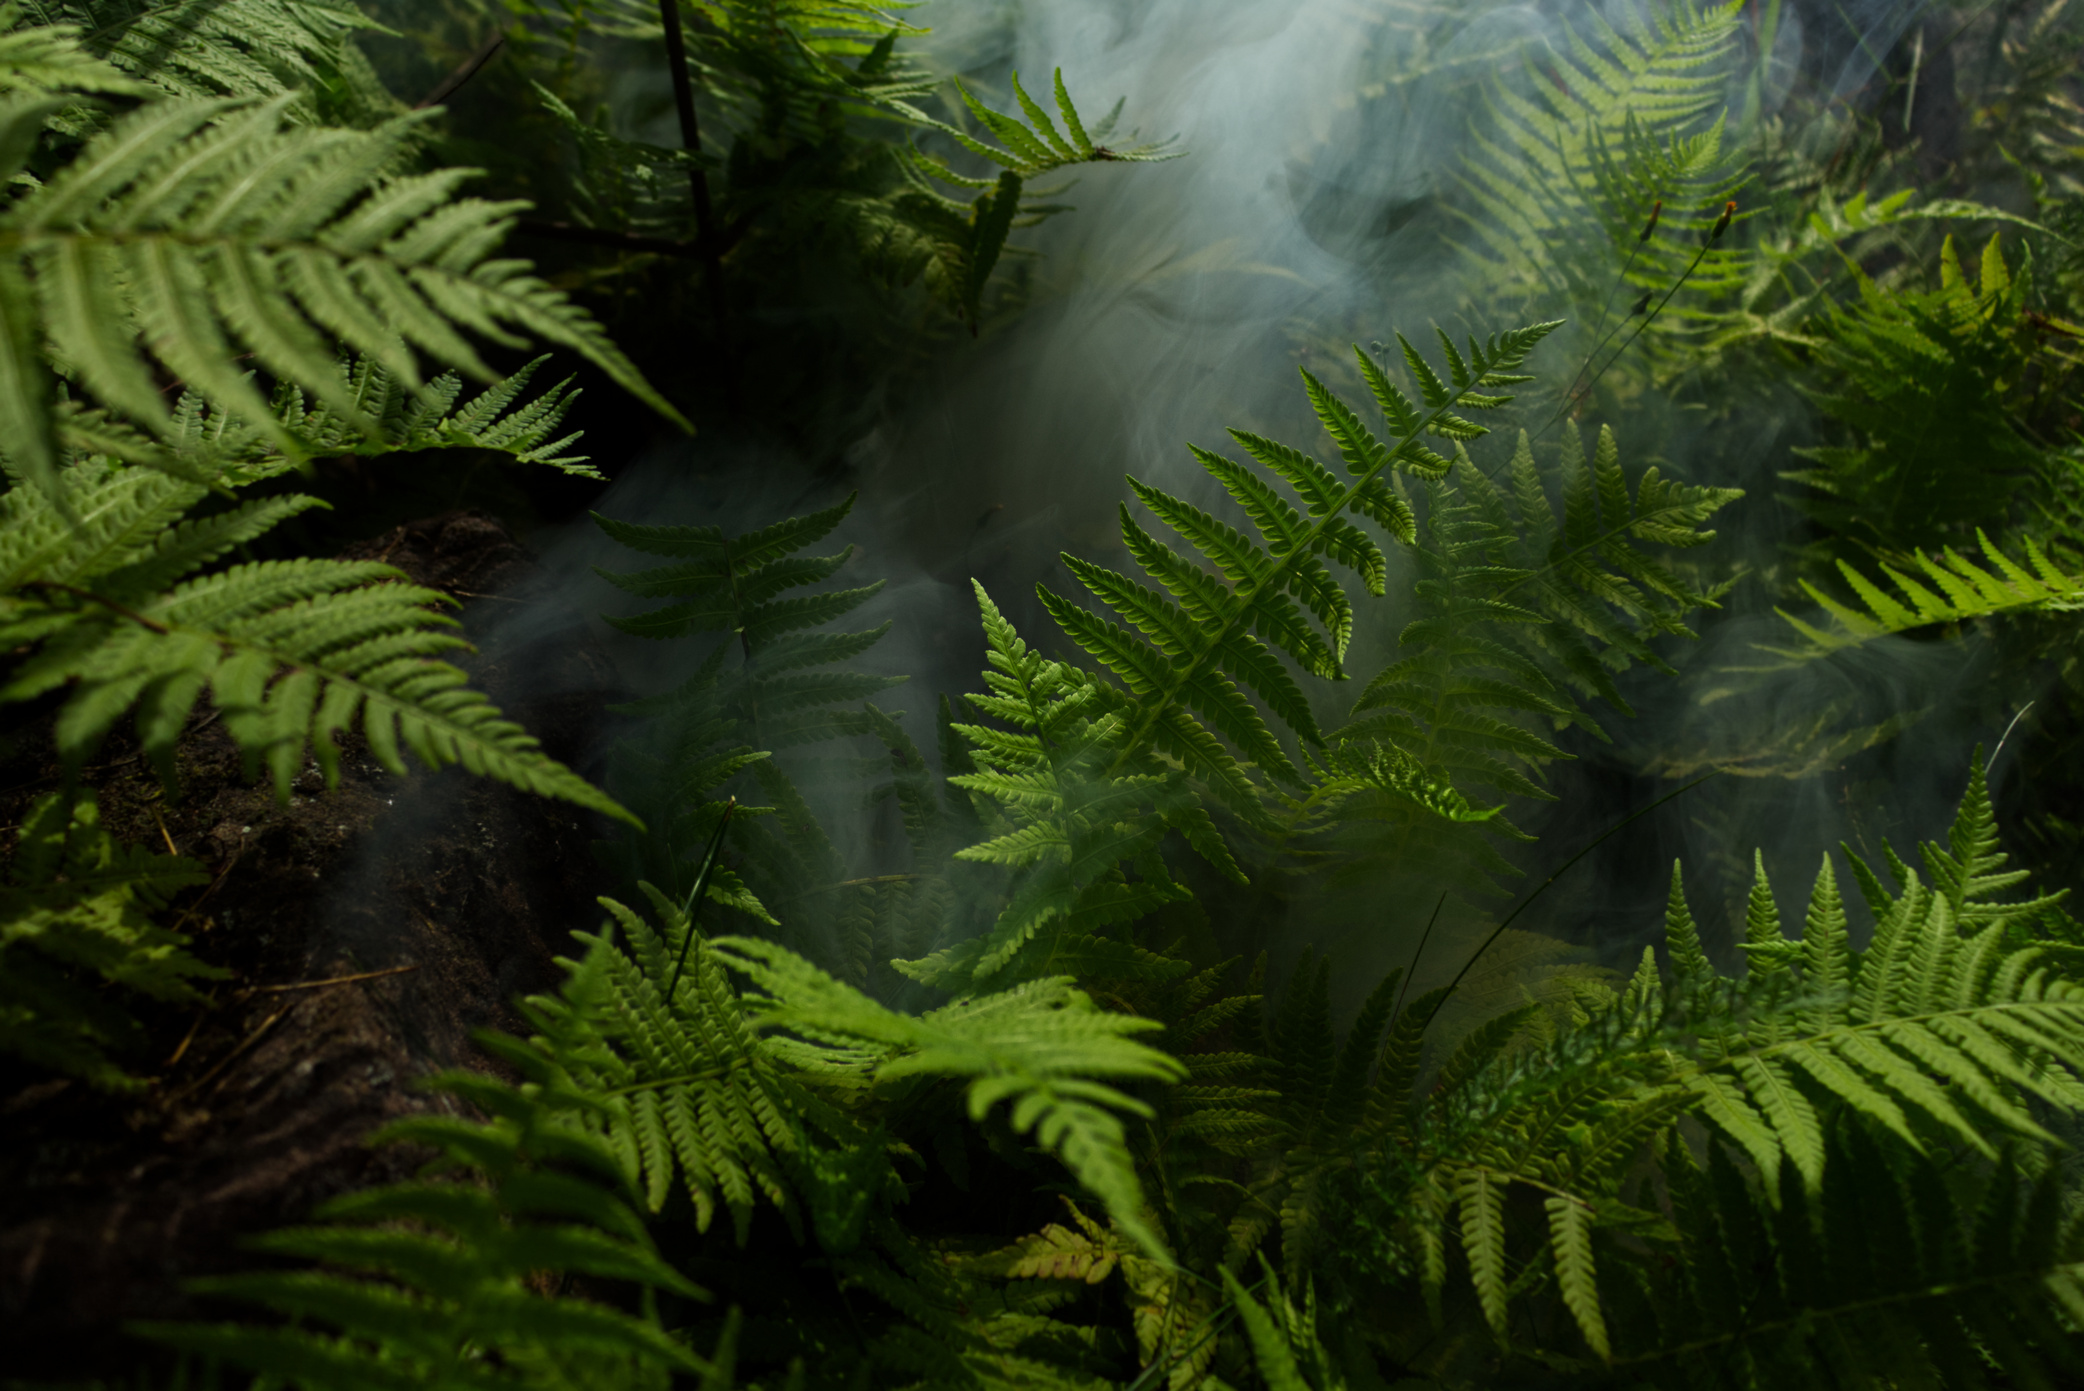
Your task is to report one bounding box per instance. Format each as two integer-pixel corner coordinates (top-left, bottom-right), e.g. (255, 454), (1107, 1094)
(465, 0), (2022, 1017)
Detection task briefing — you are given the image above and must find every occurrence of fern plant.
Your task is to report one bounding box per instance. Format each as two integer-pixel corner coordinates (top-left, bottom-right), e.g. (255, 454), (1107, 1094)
(0, 47), (681, 500)
(1323, 424), (1739, 892)
(590, 491), (910, 952)
(15, 1), (390, 118)
(1041, 325), (1559, 825)
(1456, 1), (1748, 378)
(0, 787), (217, 1088)
(140, 928), (721, 1391)
(0, 458), (635, 819)
(1785, 235), (2051, 555)
(1335, 760), (2084, 1383)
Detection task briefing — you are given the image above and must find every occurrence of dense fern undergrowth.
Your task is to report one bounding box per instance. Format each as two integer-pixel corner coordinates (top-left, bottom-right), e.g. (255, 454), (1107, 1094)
(13, 1), (2084, 1389)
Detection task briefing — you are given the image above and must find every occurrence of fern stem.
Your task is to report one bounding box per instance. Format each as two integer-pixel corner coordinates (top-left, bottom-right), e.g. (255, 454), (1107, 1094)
(1393, 893), (1448, 1024)
(1539, 204), (1733, 438)
(664, 797), (736, 1001)
(1439, 773), (1718, 1000)
(18, 580), (171, 635)
(1558, 200), (1661, 408)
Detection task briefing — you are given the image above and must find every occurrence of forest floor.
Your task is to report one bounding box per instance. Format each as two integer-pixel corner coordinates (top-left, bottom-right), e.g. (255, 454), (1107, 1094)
(0, 513), (623, 1379)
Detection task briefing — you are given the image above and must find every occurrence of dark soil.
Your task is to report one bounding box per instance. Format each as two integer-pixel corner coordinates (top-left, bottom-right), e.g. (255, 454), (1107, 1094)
(0, 512), (626, 1380)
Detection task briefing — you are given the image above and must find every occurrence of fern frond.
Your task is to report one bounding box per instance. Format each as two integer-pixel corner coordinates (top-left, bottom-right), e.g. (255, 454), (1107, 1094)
(0, 94), (680, 502)
(0, 788), (217, 1088)
(0, 2), (148, 99)
(903, 582), (1242, 992)
(140, 930), (718, 1388)
(16, 1), (382, 111)
(1043, 326), (1560, 827)
(1751, 530), (2084, 668)
(0, 465), (634, 821)
(713, 933), (1184, 1259)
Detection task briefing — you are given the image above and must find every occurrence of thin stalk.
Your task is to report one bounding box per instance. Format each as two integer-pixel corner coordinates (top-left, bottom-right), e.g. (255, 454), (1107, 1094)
(1539, 201), (1735, 440)
(1393, 892), (1448, 1023)
(1438, 773), (1719, 1002)
(657, 0), (728, 326)
(1558, 199), (1663, 409)
(665, 797), (737, 1001)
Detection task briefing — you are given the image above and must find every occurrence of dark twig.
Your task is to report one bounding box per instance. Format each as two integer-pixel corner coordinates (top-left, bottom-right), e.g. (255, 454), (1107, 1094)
(664, 798), (737, 1001)
(1440, 772), (1721, 1002)
(252, 964), (420, 994)
(1539, 201), (1736, 440)
(1393, 892), (1448, 1023)
(514, 219), (703, 259)
(657, 0), (729, 326)
(414, 32), (508, 110)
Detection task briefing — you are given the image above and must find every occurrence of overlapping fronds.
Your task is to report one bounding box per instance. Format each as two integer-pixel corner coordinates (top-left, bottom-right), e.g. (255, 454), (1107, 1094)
(272, 353), (599, 475)
(1620, 1126), (2084, 1387)
(0, 92), (681, 501)
(715, 933), (1186, 1259)
(592, 494), (908, 940)
(893, 582), (1242, 994)
(1042, 323), (1559, 825)
(15, 1), (384, 112)
(0, 788), (217, 1089)
(541, 892), (876, 1247)
(1331, 426), (1738, 888)
(1786, 235), (2046, 551)
(0, 463), (635, 821)
(0, 1), (145, 99)
(141, 933), (718, 1391)
(1458, 2), (1746, 333)
(1665, 766), (2082, 1192)
(1335, 762), (2084, 1377)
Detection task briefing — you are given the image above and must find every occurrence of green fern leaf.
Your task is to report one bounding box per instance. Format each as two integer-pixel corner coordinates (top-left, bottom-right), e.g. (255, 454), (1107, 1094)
(1458, 1166), (1511, 1340)
(0, 95), (679, 502)
(1545, 1196), (1610, 1361)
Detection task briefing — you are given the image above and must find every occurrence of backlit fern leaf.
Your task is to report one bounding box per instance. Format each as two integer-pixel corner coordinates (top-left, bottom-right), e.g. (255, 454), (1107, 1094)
(538, 892), (873, 1245)
(713, 933), (1186, 1259)
(271, 353), (599, 476)
(894, 581), (1242, 993)
(1458, 1), (1746, 346)
(1678, 767), (2084, 1188)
